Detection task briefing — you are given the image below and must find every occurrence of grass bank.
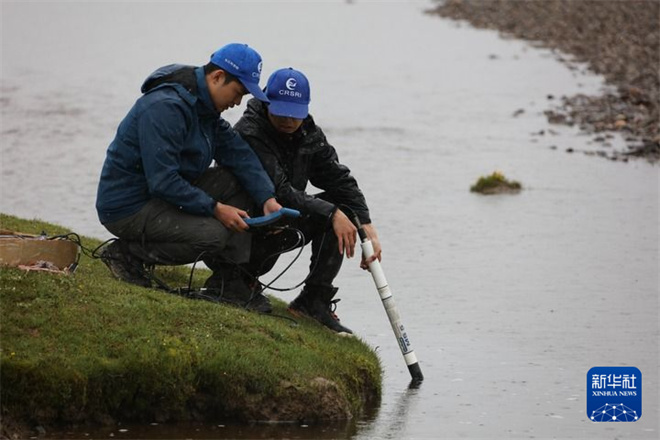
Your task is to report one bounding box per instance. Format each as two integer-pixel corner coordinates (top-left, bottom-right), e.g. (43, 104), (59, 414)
(0, 214), (381, 433)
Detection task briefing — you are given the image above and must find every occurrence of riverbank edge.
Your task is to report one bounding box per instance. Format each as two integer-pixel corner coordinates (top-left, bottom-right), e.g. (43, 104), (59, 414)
(0, 214), (382, 439)
(428, 0), (660, 163)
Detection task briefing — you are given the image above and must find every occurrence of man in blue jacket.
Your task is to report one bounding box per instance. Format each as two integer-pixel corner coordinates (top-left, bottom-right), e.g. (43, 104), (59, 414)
(96, 43), (281, 312)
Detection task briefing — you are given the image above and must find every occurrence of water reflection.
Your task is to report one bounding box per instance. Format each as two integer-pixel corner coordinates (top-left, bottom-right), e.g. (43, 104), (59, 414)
(354, 380), (424, 439)
(44, 380), (418, 439)
(49, 420), (357, 440)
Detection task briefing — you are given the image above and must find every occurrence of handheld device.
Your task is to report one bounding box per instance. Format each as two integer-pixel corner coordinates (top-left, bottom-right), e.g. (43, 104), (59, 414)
(244, 208), (301, 228)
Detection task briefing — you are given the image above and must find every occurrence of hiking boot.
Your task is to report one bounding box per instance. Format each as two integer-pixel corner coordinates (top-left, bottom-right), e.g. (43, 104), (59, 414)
(100, 240), (151, 288)
(288, 286), (353, 335)
(204, 268), (272, 313)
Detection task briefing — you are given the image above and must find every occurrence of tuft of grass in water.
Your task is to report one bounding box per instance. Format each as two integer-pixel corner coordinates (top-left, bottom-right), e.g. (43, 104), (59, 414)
(470, 170), (522, 194)
(0, 213), (381, 427)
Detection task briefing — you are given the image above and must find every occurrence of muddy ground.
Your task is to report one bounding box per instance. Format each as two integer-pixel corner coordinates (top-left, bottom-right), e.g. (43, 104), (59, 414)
(429, 0), (659, 163)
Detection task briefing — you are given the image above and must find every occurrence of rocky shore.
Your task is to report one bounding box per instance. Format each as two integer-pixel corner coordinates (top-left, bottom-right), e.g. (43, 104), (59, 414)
(429, 0), (659, 163)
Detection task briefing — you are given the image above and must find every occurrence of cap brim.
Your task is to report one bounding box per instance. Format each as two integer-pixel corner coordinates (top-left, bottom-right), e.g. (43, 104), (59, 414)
(240, 79), (269, 102)
(268, 100), (309, 119)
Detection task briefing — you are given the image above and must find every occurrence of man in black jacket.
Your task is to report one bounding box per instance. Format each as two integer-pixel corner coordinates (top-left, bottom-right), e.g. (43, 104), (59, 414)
(234, 68), (382, 334)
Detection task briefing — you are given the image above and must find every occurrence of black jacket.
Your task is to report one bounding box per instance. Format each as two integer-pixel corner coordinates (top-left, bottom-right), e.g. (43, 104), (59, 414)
(234, 98), (371, 224)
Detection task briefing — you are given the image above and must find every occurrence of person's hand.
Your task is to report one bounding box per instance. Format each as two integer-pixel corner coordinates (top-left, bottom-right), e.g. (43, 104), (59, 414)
(261, 198), (285, 235)
(360, 223), (382, 270)
(262, 197), (282, 216)
(214, 202), (249, 232)
(332, 209), (357, 258)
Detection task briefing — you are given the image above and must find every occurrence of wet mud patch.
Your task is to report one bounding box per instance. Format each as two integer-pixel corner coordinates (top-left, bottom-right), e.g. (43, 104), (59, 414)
(242, 378), (353, 423)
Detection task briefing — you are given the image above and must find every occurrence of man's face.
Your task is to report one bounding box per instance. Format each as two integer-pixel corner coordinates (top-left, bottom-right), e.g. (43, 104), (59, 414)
(267, 111), (304, 134)
(207, 70), (247, 113)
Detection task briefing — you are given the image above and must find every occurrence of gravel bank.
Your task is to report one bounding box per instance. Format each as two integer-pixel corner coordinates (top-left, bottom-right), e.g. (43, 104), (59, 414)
(429, 0), (659, 163)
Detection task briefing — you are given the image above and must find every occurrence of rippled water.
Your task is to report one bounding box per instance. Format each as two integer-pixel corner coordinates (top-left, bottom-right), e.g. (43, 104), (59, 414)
(2, 1), (658, 439)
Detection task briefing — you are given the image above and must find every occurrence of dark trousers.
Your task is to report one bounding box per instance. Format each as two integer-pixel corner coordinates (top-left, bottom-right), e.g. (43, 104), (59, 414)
(244, 202), (343, 291)
(102, 168), (256, 266)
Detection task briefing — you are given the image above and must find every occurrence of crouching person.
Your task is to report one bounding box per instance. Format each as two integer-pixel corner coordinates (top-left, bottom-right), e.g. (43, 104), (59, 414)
(234, 68), (382, 334)
(95, 43), (281, 312)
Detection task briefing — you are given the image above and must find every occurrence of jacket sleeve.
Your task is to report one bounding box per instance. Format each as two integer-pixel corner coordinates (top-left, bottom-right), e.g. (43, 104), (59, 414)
(242, 134), (337, 221)
(213, 119), (275, 207)
(138, 99), (216, 216)
(308, 132), (372, 224)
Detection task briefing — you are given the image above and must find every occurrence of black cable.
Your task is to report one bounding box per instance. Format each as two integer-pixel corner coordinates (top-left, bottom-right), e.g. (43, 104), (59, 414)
(167, 224), (312, 312)
(266, 209), (337, 293)
(187, 250), (208, 294)
(8, 229), (297, 321)
(253, 227), (307, 293)
(80, 223), (310, 318)
(256, 225), (329, 293)
(209, 226), (307, 310)
(91, 238), (119, 259)
(42, 232), (82, 272)
(260, 312), (299, 327)
(41, 229), (305, 328)
(51, 233), (104, 260)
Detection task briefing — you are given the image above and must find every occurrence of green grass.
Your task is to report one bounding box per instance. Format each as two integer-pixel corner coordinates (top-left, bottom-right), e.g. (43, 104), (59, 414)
(0, 213), (381, 427)
(470, 171), (522, 194)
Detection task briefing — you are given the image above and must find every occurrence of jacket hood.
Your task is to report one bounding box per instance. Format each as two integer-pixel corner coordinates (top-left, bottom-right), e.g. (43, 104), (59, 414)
(141, 64), (197, 94)
(141, 64), (220, 115)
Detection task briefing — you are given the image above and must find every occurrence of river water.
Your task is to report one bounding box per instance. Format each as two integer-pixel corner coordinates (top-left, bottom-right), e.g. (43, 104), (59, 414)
(1, 1), (658, 439)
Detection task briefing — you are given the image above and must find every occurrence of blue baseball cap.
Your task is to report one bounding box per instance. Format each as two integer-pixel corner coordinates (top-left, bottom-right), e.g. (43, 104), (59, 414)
(210, 43), (268, 102)
(265, 68), (311, 119)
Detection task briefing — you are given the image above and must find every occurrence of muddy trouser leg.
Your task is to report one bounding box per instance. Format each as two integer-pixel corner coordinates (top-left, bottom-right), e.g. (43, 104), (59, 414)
(103, 167), (256, 266)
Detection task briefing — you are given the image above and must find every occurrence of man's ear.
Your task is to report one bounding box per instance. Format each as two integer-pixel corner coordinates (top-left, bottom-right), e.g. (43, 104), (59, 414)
(211, 69), (226, 85)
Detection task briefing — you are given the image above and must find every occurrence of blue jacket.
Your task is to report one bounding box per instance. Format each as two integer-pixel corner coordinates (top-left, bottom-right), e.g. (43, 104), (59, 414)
(96, 65), (275, 225)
